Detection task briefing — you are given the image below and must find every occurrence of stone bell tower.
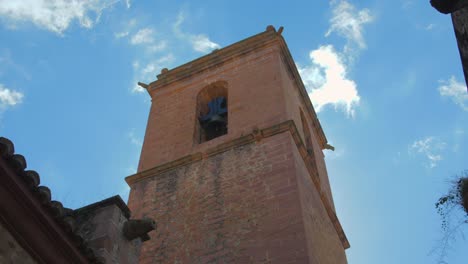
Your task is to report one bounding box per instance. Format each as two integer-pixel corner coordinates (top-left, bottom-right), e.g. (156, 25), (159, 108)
(126, 26), (349, 264)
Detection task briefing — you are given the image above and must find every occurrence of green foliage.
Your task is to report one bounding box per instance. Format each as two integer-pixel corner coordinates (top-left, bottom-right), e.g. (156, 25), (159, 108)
(432, 171), (468, 263)
(436, 171), (468, 231)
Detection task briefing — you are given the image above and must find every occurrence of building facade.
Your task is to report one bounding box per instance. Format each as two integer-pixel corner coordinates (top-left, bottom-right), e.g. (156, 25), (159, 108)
(126, 26), (349, 264)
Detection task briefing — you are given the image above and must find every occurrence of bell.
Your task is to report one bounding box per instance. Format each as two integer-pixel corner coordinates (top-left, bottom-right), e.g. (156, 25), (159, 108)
(199, 97), (227, 126)
(205, 114), (226, 126)
(199, 97), (228, 140)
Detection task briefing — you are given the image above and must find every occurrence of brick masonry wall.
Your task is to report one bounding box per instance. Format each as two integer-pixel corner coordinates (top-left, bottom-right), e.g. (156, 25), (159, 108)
(277, 54), (336, 211)
(130, 35), (348, 263)
(137, 39), (336, 212)
(292, 141), (348, 264)
(138, 44), (287, 172)
(128, 132), (345, 263)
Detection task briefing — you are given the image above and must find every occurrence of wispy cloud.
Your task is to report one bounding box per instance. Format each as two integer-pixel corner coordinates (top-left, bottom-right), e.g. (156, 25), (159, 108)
(402, 0), (414, 9)
(0, 0), (122, 35)
(191, 34), (221, 53)
(324, 146), (345, 160)
(114, 18), (173, 94)
(132, 54), (175, 93)
(299, 45), (360, 117)
(128, 129), (142, 147)
(326, 0), (374, 51)
(425, 23), (435, 31)
(409, 137), (446, 168)
(131, 28), (154, 45)
(115, 31), (129, 39)
(173, 12), (220, 53)
(299, 1), (372, 117)
(0, 84), (23, 107)
(438, 76), (468, 111)
(129, 27), (167, 53)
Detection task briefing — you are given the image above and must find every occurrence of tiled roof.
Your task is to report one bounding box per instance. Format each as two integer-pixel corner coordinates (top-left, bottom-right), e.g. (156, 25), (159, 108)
(0, 136), (104, 263)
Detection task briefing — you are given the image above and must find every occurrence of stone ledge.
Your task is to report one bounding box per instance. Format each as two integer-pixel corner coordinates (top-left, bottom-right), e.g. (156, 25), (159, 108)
(74, 195), (131, 219)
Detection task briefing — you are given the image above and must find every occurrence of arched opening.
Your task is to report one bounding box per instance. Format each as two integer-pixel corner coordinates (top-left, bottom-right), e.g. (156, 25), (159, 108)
(195, 81), (228, 143)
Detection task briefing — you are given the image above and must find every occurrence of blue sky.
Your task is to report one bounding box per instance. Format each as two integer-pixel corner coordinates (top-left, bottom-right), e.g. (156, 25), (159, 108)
(1, 0), (467, 263)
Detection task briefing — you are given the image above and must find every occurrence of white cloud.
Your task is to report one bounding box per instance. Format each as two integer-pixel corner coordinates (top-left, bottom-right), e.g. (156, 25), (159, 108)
(125, 0), (131, 9)
(0, 84), (23, 107)
(191, 34), (221, 53)
(425, 23), (435, 31)
(115, 31), (129, 38)
(438, 76), (468, 111)
(299, 45), (360, 117)
(173, 12), (220, 53)
(130, 28), (154, 45)
(147, 41), (167, 53)
(132, 54), (175, 93)
(324, 147), (345, 160)
(298, 1), (372, 117)
(128, 129), (142, 147)
(326, 0), (374, 50)
(129, 27), (167, 54)
(0, 0), (119, 35)
(409, 137), (446, 168)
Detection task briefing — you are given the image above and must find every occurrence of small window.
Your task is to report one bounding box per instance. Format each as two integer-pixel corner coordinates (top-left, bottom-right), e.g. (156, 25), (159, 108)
(195, 81), (228, 143)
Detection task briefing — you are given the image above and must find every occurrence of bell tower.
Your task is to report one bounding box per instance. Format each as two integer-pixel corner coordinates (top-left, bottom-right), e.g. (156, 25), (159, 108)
(126, 26), (349, 264)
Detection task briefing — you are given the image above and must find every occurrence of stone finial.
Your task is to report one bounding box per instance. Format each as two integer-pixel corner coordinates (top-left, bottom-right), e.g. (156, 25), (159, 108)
(277, 26), (284, 35)
(266, 25), (276, 32)
(123, 218), (156, 241)
(161, 68), (169, 74)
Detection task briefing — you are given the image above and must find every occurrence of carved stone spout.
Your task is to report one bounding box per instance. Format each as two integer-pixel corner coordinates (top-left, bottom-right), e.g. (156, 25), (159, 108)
(123, 218), (156, 241)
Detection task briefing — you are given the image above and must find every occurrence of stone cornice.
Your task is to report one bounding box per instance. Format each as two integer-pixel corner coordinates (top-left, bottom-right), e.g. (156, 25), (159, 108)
(125, 120), (350, 249)
(148, 27), (279, 91)
(146, 26), (328, 149)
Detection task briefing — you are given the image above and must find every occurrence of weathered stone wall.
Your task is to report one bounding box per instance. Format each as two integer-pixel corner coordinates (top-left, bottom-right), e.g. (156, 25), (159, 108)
(74, 202), (142, 264)
(0, 223), (37, 264)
